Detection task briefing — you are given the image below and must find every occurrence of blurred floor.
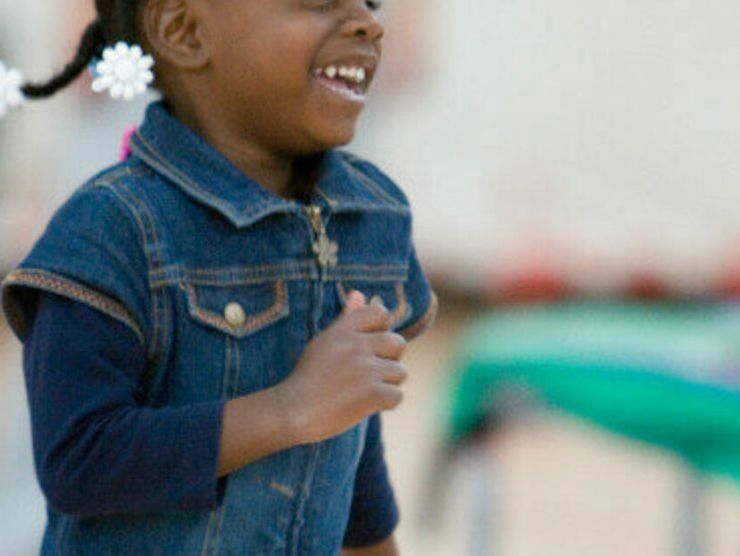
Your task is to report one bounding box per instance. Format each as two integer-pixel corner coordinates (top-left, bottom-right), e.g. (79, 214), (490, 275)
(1, 297), (739, 555)
(386, 296), (740, 556)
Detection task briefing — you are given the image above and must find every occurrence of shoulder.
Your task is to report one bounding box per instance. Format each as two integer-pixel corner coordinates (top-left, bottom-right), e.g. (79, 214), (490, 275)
(1, 159), (153, 345)
(25, 159), (152, 287)
(49, 158), (154, 242)
(336, 150), (411, 208)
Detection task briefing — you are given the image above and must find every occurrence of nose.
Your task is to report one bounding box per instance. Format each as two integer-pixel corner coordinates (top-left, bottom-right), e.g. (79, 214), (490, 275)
(340, 2), (385, 42)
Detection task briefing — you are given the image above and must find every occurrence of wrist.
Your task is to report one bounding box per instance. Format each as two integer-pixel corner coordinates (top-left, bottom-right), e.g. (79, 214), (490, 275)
(270, 382), (308, 446)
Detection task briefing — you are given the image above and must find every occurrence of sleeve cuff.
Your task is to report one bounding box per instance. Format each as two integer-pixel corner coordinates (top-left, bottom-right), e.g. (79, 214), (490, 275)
(342, 498), (399, 548)
(342, 435), (401, 549)
(1, 268), (145, 345)
(398, 289), (439, 342)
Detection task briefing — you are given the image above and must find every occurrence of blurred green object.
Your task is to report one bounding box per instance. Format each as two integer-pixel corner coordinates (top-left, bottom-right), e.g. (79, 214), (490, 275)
(443, 302), (740, 483)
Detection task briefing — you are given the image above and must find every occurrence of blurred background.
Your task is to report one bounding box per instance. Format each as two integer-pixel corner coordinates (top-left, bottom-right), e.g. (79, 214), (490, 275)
(2, 1), (740, 554)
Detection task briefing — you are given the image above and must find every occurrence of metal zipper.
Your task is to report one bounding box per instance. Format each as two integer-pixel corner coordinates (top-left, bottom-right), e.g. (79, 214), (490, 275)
(304, 205), (338, 276)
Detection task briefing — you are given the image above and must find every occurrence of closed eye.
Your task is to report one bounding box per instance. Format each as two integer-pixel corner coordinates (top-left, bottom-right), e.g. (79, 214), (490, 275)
(303, 0), (382, 13)
(304, 0), (338, 11)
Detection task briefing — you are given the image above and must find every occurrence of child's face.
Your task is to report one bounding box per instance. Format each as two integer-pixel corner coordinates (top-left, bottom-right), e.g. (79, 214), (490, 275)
(193, 0), (384, 155)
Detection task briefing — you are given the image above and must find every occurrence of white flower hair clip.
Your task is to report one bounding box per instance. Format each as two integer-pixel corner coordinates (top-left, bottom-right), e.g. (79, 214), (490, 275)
(0, 61), (25, 117)
(91, 42), (154, 101)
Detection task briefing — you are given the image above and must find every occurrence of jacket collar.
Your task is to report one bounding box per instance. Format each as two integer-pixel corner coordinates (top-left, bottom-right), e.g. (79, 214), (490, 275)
(130, 100), (398, 228)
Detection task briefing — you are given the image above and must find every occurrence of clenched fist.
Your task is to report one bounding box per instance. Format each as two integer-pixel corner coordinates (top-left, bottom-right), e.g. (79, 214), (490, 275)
(276, 290), (409, 445)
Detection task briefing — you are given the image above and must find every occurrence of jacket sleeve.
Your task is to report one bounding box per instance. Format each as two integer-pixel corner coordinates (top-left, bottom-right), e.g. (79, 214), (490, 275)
(397, 242), (438, 342)
(339, 151), (439, 343)
(1, 183), (151, 348)
(24, 291), (226, 516)
(342, 413), (400, 547)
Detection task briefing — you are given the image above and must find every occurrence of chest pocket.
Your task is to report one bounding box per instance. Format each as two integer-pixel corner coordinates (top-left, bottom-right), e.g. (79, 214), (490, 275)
(179, 280), (290, 338)
(336, 279), (412, 331)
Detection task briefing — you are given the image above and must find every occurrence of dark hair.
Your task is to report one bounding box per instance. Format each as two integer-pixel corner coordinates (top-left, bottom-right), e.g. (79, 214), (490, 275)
(22, 0), (141, 99)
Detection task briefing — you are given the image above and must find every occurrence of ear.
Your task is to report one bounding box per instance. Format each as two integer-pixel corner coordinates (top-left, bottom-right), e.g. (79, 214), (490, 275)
(141, 0), (209, 70)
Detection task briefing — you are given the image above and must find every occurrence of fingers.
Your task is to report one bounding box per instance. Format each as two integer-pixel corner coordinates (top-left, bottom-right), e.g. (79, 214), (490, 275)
(341, 290), (367, 314)
(345, 303), (393, 333)
(373, 381), (404, 410)
(375, 359), (408, 386)
(369, 331), (407, 360)
(368, 295), (386, 310)
(339, 289), (394, 333)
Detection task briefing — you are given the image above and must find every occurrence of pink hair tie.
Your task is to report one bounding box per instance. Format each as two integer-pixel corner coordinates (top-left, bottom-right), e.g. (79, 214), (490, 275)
(118, 124), (137, 161)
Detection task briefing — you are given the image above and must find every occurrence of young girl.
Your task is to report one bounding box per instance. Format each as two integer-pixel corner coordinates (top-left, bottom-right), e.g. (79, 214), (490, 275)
(0, 0), (438, 554)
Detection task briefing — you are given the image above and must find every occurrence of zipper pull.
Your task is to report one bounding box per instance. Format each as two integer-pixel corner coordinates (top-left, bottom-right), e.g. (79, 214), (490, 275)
(305, 205), (338, 268)
(307, 205), (322, 234)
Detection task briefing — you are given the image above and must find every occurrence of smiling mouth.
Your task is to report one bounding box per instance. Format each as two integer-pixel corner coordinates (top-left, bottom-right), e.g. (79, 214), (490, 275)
(311, 63), (371, 104)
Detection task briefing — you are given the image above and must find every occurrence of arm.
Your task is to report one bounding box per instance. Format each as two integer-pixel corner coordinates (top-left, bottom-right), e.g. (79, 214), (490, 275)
(26, 289), (406, 516)
(397, 243), (438, 343)
(215, 385), (297, 476)
(25, 291), (299, 515)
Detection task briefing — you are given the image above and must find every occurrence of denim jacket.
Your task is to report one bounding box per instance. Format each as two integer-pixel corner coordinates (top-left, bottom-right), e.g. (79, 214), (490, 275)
(1, 100), (438, 555)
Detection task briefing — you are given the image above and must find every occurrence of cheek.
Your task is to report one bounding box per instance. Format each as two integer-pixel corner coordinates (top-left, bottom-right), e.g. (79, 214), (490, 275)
(268, 34), (324, 89)
(225, 24), (324, 86)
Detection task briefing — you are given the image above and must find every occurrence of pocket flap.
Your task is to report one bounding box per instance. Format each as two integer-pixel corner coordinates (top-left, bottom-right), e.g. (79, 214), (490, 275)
(179, 280), (290, 338)
(336, 280), (412, 330)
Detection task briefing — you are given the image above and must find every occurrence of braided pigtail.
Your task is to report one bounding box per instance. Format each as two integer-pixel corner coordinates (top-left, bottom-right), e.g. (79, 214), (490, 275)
(115, 0), (139, 44)
(0, 0), (153, 117)
(21, 19), (106, 99)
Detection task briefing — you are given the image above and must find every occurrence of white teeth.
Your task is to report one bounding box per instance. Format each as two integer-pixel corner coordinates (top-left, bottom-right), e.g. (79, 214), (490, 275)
(316, 65), (367, 84)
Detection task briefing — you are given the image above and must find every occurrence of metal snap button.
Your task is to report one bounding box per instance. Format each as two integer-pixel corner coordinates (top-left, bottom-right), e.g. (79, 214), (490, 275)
(224, 302), (246, 327)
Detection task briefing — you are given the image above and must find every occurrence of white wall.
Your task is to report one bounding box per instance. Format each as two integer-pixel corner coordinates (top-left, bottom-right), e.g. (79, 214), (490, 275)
(355, 0), (740, 295)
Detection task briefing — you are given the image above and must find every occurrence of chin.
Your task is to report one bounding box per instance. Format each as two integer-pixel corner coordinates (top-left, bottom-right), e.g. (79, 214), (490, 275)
(308, 120), (358, 151)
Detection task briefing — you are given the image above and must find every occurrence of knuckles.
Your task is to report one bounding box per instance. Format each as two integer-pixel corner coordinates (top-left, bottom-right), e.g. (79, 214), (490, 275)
(373, 332), (408, 357)
(395, 362), (409, 383)
(385, 388), (403, 409)
(376, 386), (403, 410)
(387, 332), (408, 352)
(357, 304), (393, 329)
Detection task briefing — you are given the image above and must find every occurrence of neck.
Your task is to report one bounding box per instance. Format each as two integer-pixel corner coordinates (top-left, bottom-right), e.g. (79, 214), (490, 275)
(165, 97), (317, 201)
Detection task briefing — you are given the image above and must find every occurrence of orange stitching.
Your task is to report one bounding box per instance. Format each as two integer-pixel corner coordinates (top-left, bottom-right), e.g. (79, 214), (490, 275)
(2, 269), (143, 343)
(336, 281), (409, 328)
(182, 281), (288, 337)
(231, 335), (240, 398)
(94, 181), (159, 357)
(346, 164), (403, 208)
(390, 282), (409, 326)
(222, 335), (232, 398)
